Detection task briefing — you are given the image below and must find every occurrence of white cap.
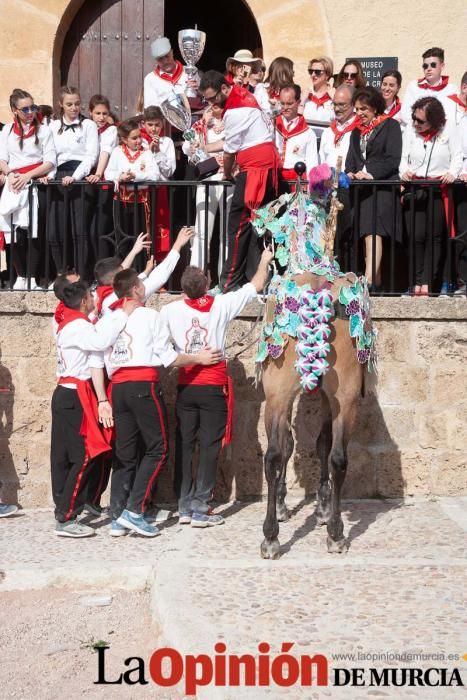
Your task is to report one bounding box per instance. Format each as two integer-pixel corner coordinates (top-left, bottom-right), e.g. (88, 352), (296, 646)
(151, 36), (172, 59)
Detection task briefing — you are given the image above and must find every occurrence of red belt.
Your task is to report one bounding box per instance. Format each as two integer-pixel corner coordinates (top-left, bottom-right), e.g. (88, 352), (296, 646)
(236, 142), (280, 210)
(13, 161), (43, 175)
(58, 377), (112, 458)
(111, 366), (160, 384)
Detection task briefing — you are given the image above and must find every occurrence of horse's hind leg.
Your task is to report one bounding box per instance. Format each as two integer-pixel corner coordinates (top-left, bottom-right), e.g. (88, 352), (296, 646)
(261, 412), (284, 559)
(277, 427), (294, 522)
(315, 391), (333, 525)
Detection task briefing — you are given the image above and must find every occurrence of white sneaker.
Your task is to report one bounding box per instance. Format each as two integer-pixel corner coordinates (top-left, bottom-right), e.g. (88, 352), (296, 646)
(12, 277), (27, 291)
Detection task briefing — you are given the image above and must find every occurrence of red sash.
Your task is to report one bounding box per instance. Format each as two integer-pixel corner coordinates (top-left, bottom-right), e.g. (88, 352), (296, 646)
(307, 92), (332, 107)
(95, 285), (114, 317)
(155, 60), (184, 84)
(329, 117), (358, 145)
(385, 97), (401, 119)
(57, 377), (112, 458)
(112, 366), (160, 384)
(13, 161), (43, 175)
(236, 142), (280, 210)
(417, 75), (449, 91)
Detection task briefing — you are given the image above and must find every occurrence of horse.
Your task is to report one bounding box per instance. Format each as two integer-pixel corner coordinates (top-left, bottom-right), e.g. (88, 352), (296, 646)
(260, 271), (365, 559)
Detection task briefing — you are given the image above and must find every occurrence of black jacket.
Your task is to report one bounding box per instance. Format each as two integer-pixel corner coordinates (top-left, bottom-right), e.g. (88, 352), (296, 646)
(345, 118), (402, 180)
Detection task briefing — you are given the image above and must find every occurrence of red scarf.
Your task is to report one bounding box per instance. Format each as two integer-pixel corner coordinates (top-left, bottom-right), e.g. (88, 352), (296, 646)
(222, 85), (261, 115)
(95, 285), (114, 316)
(275, 114), (309, 140)
(98, 123), (110, 135)
(54, 301), (65, 325)
(307, 92), (332, 107)
(12, 119), (36, 139)
(357, 114), (388, 136)
(448, 94), (467, 111)
(108, 297), (144, 311)
(330, 117), (358, 145)
(155, 59), (184, 84)
(184, 295), (215, 312)
(417, 75), (449, 91)
(385, 96), (401, 119)
(56, 307), (90, 333)
(422, 129), (439, 143)
(121, 143), (144, 163)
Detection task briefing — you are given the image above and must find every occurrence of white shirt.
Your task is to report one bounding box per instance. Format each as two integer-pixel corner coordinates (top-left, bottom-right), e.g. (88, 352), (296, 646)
(319, 116), (358, 167)
(275, 116), (318, 172)
(399, 124), (463, 179)
(98, 125), (118, 155)
(143, 65), (189, 108)
(303, 94), (334, 138)
(55, 311), (128, 387)
(91, 249), (181, 321)
(105, 142), (175, 182)
(159, 283), (257, 355)
(90, 307), (178, 378)
(50, 118), (98, 180)
(444, 95), (467, 130)
(459, 119), (467, 173)
(223, 106), (273, 154)
(0, 122), (56, 172)
(400, 78), (459, 127)
(253, 83), (278, 116)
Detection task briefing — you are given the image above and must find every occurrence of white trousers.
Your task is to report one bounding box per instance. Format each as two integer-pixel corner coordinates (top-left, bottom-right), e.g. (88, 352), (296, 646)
(190, 173), (233, 276)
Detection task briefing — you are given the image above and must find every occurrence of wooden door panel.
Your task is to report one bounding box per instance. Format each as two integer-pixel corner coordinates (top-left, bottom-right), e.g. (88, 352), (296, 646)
(121, 0), (144, 118)
(78, 2), (102, 115)
(143, 0), (164, 79)
(100, 0), (122, 116)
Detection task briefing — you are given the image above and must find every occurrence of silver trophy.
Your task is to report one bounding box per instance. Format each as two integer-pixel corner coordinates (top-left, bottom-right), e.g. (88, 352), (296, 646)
(178, 27), (206, 98)
(160, 91), (192, 131)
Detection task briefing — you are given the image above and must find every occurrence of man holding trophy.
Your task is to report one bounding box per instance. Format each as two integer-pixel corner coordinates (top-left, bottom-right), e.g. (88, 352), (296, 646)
(143, 35), (201, 109)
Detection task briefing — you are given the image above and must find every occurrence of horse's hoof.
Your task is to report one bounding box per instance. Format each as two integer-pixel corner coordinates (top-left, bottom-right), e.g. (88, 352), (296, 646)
(277, 507), (289, 523)
(316, 513), (328, 526)
(260, 538), (281, 559)
(327, 535), (347, 554)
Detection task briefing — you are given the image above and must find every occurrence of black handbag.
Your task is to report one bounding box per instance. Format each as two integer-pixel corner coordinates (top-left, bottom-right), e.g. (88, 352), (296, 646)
(194, 157), (220, 180)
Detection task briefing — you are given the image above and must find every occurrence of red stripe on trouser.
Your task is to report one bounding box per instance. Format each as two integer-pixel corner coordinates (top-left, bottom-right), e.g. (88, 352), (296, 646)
(65, 453), (90, 521)
(141, 384), (169, 512)
(222, 207), (250, 291)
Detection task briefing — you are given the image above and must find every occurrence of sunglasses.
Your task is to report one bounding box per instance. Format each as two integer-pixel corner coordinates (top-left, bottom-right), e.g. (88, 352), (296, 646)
(412, 116), (428, 125)
(308, 68), (324, 76)
(423, 62), (438, 69)
(18, 105), (39, 114)
(343, 72), (358, 79)
(204, 89), (221, 104)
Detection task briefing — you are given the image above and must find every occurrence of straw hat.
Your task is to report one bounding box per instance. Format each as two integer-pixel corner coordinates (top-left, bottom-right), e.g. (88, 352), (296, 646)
(226, 49), (256, 69)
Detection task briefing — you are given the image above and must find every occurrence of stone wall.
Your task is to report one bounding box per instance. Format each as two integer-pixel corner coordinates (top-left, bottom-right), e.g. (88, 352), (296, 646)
(0, 293), (465, 507)
(0, 0), (466, 120)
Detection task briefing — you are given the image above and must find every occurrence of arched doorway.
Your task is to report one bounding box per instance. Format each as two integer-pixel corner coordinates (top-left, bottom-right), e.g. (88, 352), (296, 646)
(60, 0), (262, 120)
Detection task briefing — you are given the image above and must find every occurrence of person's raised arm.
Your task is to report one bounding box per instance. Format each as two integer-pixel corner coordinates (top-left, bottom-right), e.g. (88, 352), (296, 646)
(121, 232), (151, 269)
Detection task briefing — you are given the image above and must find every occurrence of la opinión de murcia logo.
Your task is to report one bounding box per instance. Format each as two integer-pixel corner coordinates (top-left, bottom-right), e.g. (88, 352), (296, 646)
(94, 644), (465, 694)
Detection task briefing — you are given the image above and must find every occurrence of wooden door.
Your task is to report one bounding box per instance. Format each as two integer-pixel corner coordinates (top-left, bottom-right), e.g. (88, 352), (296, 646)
(60, 0), (164, 120)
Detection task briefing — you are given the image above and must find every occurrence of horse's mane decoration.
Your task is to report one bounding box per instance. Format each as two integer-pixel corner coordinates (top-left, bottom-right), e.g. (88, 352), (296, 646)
(254, 164), (377, 391)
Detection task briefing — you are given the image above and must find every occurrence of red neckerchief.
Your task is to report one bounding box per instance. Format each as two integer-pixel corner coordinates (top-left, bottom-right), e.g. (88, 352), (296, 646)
(57, 307), (90, 333)
(98, 123), (110, 135)
(448, 94), (467, 111)
(307, 92), (332, 107)
(12, 119), (36, 139)
(222, 85), (261, 116)
(184, 295), (215, 312)
(357, 114), (388, 136)
(385, 96), (401, 118)
(224, 72), (235, 85)
(54, 301), (65, 325)
(422, 129), (439, 143)
(275, 114), (309, 139)
(155, 59), (184, 84)
(417, 75), (449, 91)
(109, 297), (144, 311)
(95, 285), (114, 316)
(140, 127), (152, 145)
(121, 143), (144, 163)
(329, 116), (358, 145)
(267, 87), (280, 101)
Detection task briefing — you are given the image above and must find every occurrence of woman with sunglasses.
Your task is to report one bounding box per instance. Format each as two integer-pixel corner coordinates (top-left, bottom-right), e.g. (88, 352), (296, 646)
(346, 86), (402, 292)
(336, 60), (367, 90)
(0, 89), (56, 289)
(303, 56), (334, 138)
(400, 96), (463, 296)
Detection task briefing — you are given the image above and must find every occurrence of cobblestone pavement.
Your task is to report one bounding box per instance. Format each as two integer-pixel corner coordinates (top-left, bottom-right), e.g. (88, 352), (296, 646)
(1, 497), (466, 699)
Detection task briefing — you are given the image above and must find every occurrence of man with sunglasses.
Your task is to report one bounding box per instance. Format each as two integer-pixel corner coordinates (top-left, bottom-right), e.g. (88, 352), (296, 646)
(400, 47), (458, 128)
(199, 70), (279, 293)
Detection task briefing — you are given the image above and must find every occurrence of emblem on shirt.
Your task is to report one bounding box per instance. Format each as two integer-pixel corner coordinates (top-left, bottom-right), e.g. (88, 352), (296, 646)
(184, 318), (208, 354)
(110, 330), (133, 365)
(56, 349), (66, 374)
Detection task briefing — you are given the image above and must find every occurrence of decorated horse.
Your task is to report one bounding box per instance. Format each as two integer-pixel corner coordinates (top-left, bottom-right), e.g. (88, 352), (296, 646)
(253, 162), (377, 559)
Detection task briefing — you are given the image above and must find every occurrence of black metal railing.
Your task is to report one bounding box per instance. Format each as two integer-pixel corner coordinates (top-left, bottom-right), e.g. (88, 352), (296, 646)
(0, 178), (466, 295)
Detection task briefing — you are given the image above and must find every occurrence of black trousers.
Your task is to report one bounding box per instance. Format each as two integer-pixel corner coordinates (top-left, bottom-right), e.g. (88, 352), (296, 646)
(84, 452), (112, 507)
(175, 385), (228, 514)
(11, 227), (40, 279)
(404, 191), (446, 287)
(454, 183), (467, 283)
(219, 170), (277, 292)
(88, 185), (115, 277)
(50, 386), (97, 522)
(111, 381), (169, 519)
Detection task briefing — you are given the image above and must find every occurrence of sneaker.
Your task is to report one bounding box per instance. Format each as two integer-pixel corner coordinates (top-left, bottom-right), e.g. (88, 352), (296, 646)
(191, 512), (225, 528)
(145, 508), (172, 524)
(454, 284), (466, 297)
(109, 520), (130, 537)
(116, 509), (160, 537)
(12, 276), (27, 291)
(439, 281), (454, 298)
(84, 503), (109, 518)
(178, 511), (192, 525)
(55, 519), (96, 538)
(0, 504), (18, 518)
